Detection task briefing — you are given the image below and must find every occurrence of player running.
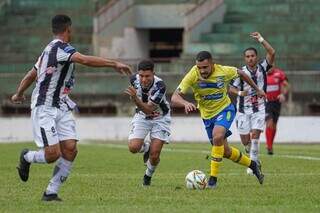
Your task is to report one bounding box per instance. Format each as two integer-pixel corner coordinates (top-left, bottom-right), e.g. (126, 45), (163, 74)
(12, 14), (131, 201)
(125, 59), (171, 186)
(171, 51), (265, 189)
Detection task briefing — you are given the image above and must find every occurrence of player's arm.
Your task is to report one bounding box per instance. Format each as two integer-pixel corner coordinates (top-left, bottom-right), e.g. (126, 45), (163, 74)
(124, 86), (157, 115)
(278, 79), (290, 103)
(228, 86), (248, 97)
(171, 90), (197, 114)
(237, 69), (266, 98)
(250, 32), (275, 65)
(11, 67), (37, 104)
(71, 52), (132, 75)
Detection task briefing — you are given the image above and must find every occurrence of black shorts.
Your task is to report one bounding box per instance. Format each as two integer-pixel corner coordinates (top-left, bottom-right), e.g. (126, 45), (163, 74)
(266, 101), (281, 123)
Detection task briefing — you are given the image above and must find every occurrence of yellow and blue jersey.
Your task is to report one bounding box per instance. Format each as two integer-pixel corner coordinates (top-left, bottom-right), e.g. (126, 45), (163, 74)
(178, 63), (238, 119)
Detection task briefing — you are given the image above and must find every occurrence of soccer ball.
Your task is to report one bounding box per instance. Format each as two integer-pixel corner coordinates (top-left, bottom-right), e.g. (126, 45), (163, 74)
(185, 170), (207, 190)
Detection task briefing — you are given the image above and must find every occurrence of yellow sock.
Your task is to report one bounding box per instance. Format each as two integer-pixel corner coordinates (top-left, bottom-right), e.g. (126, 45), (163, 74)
(227, 146), (251, 167)
(210, 145), (224, 177)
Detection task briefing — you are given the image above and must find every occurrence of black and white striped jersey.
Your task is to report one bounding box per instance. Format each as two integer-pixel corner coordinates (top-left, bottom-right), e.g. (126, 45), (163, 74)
(130, 74), (170, 118)
(231, 59), (272, 114)
(31, 39), (76, 110)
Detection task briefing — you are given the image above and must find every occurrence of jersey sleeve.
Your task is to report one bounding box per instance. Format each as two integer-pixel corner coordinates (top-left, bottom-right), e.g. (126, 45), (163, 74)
(229, 77), (240, 89)
(260, 58), (273, 72)
(57, 43), (76, 62)
(177, 67), (197, 94)
(224, 66), (239, 82)
(150, 81), (166, 104)
(33, 55), (42, 70)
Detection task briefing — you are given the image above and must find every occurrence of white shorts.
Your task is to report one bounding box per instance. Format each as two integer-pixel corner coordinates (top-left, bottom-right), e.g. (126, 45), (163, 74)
(236, 111), (265, 135)
(128, 113), (171, 143)
(31, 106), (78, 148)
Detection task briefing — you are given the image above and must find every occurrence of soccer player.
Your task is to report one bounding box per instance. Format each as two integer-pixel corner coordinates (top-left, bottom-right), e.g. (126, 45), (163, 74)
(125, 60), (171, 186)
(265, 65), (289, 155)
(171, 51), (265, 189)
(11, 14), (131, 201)
(229, 32), (275, 174)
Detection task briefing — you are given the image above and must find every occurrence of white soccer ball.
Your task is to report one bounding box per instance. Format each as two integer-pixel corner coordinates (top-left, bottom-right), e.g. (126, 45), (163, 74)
(185, 170), (207, 190)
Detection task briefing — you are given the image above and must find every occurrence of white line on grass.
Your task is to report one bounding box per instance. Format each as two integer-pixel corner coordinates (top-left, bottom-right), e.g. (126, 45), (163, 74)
(80, 142), (320, 161)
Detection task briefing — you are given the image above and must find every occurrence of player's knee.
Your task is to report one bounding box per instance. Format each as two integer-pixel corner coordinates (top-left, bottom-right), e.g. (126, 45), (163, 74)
(62, 146), (78, 161)
(149, 151), (160, 163)
(128, 144), (139, 153)
(213, 134), (224, 145)
(45, 147), (61, 163)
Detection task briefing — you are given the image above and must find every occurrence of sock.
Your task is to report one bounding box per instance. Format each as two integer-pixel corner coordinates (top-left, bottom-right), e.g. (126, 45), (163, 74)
(46, 157), (72, 195)
(139, 142), (150, 153)
(266, 127), (276, 150)
(24, 149), (46, 163)
(145, 159), (156, 177)
(227, 146), (251, 167)
(250, 139), (259, 162)
(210, 145), (224, 177)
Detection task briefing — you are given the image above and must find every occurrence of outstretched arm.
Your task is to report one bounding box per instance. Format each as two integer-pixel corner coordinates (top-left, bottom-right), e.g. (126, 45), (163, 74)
(250, 32), (275, 65)
(237, 69), (266, 98)
(11, 67), (37, 104)
(228, 86), (248, 97)
(71, 52), (132, 75)
(171, 90), (197, 114)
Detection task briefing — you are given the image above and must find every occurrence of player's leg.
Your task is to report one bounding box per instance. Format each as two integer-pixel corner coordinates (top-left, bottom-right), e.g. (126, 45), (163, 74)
(143, 138), (165, 186)
(207, 104), (235, 188)
(250, 110), (265, 162)
(224, 141), (264, 184)
(143, 115), (170, 186)
(128, 115), (151, 163)
(236, 113), (251, 153)
(42, 109), (78, 201)
(17, 106), (61, 182)
(265, 102), (280, 154)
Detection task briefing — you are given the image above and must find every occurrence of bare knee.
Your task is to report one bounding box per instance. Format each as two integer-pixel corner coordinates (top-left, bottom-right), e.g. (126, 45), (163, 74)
(213, 134), (225, 146)
(128, 141), (142, 154)
(45, 146), (61, 163)
(149, 151), (160, 164)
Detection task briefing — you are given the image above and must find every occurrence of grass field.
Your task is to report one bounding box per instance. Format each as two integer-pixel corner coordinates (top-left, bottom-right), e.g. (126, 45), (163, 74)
(0, 142), (320, 212)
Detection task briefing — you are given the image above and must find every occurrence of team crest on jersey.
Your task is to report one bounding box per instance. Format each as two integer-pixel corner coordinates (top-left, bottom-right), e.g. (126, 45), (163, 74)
(216, 76), (224, 88)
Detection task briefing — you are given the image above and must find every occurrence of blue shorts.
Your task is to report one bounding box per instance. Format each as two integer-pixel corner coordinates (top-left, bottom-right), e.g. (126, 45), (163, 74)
(202, 104), (236, 145)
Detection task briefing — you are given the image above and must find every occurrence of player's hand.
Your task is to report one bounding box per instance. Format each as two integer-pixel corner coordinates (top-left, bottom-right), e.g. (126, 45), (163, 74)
(11, 93), (25, 104)
(184, 102), (197, 114)
(278, 94), (286, 103)
(115, 62), (132, 75)
(239, 90), (248, 96)
(250, 32), (262, 41)
(256, 89), (266, 98)
(124, 86), (137, 98)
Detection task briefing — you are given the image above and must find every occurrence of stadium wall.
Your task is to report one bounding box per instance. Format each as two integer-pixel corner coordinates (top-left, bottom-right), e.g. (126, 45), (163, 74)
(1, 116), (319, 143)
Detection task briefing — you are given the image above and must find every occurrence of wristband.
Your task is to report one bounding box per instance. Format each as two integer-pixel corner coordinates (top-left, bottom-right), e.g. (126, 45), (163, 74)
(238, 91), (242, 96)
(258, 37), (264, 43)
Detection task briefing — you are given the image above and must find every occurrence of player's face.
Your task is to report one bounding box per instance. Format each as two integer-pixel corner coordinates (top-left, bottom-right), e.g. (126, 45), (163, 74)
(138, 70), (154, 88)
(244, 50), (258, 67)
(196, 59), (212, 79)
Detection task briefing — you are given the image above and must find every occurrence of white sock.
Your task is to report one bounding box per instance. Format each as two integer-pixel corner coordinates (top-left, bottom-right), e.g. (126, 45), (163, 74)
(139, 142), (150, 153)
(250, 139), (259, 162)
(46, 157), (72, 195)
(24, 150), (46, 163)
(145, 159), (156, 177)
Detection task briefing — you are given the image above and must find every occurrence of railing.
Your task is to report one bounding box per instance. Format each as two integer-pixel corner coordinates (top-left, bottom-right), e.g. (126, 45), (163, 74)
(185, 0), (224, 31)
(94, 0), (134, 34)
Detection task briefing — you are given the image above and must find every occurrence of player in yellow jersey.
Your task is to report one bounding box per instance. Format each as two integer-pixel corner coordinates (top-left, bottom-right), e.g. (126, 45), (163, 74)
(171, 51), (265, 189)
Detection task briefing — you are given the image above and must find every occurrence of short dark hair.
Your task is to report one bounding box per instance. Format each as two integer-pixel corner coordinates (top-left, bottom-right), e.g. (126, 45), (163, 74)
(52, 14), (72, 34)
(138, 59), (154, 71)
(243, 47), (258, 56)
(196, 51), (212, 61)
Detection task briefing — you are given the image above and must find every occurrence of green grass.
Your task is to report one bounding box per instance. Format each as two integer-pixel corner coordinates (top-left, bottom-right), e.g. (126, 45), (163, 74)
(0, 142), (320, 212)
